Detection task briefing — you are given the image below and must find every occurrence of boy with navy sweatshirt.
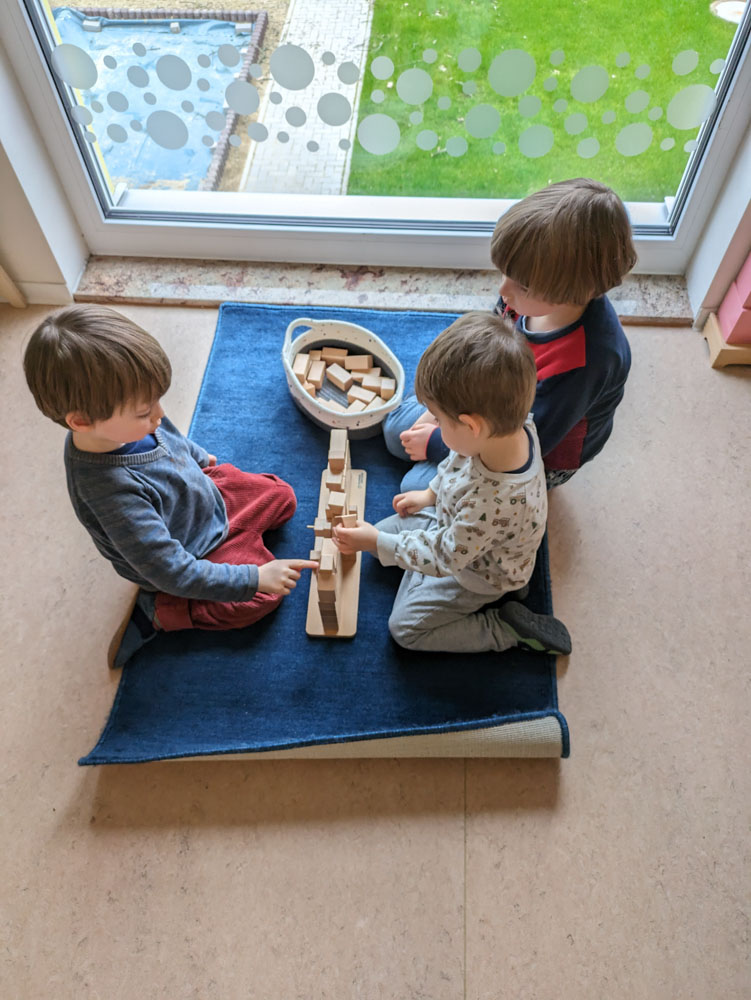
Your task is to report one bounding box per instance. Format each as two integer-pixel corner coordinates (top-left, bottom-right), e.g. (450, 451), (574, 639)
(24, 306), (315, 667)
(384, 178), (637, 491)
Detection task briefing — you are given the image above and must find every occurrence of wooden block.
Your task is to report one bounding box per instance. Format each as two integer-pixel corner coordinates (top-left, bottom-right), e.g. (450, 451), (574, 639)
(327, 491), (346, 516)
(307, 359), (326, 389)
(321, 346), (348, 364)
(311, 516), (330, 537)
(338, 513), (358, 527)
(364, 397), (382, 411)
(309, 349), (322, 362)
(325, 469), (344, 491)
(328, 429), (348, 472)
(361, 375), (382, 394)
(302, 380), (316, 397)
(293, 353), (311, 383)
(343, 354), (373, 370)
(380, 377), (396, 400)
(346, 399), (367, 413)
(325, 363), (354, 391)
(346, 384), (377, 405)
(702, 312), (751, 368)
(321, 398), (347, 412)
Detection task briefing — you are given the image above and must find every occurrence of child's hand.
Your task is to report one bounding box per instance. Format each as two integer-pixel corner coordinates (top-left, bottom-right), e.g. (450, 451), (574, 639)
(257, 559), (318, 595)
(207, 454), (217, 467)
(393, 488), (436, 517)
(332, 520), (378, 555)
(399, 421), (438, 461)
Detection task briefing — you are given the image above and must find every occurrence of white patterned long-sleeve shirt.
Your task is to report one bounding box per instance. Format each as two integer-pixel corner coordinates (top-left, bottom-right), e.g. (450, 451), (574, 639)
(377, 419), (547, 596)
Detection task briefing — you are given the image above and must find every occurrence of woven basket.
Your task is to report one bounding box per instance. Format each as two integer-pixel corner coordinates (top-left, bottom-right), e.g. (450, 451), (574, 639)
(282, 317), (405, 439)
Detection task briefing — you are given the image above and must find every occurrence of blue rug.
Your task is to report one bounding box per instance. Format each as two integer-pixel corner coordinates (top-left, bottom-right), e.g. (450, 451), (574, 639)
(79, 303), (569, 764)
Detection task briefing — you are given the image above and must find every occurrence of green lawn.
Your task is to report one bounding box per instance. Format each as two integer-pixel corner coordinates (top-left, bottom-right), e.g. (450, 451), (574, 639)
(347, 0), (737, 201)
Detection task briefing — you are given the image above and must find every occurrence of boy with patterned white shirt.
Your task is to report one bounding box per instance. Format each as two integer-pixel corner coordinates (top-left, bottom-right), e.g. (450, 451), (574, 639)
(334, 312), (571, 656)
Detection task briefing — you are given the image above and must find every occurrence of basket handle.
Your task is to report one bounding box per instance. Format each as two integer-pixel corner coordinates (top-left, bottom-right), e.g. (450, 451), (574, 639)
(283, 317), (317, 354)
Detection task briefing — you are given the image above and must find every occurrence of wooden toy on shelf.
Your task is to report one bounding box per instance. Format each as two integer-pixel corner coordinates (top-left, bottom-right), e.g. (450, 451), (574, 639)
(306, 429), (366, 637)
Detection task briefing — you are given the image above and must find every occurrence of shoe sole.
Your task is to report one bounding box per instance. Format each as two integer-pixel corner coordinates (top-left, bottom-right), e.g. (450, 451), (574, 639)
(499, 602), (572, 656)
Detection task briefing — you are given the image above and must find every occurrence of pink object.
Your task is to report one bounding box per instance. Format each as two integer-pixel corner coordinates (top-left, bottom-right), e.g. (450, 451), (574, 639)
(717, 280), (751, 344)
(735, 251), (751, 308)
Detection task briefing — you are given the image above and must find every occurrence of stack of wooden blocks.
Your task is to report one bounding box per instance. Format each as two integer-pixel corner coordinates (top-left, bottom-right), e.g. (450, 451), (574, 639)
(306, 429), (366, 637)
(293, 346), (396, 413)
(703, 251), (751, 368)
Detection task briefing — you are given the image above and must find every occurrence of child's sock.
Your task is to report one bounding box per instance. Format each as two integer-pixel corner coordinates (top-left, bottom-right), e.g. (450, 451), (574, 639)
(496, 601), (572, 656)
(109, 590), (159, 669)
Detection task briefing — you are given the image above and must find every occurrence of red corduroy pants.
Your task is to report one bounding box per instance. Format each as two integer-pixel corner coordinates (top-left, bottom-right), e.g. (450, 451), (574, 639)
(155, 463), (296, 631)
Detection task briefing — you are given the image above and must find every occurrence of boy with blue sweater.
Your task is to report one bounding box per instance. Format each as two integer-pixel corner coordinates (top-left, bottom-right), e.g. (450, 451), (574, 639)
(24, 306), (315, 667)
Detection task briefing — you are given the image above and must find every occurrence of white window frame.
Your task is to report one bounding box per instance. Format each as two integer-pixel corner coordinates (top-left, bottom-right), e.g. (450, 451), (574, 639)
(1, 0), (750, 277)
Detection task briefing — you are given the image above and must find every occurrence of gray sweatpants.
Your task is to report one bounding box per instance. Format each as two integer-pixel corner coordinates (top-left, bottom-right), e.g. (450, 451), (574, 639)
(376, 510), (519, 654)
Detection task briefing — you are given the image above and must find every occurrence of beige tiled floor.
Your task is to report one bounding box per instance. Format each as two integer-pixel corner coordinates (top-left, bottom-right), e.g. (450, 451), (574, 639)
(2, 302), (749, 999)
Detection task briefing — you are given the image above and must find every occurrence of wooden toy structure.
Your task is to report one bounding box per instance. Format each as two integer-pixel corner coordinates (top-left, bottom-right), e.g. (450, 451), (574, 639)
(306, 429), (367, 637)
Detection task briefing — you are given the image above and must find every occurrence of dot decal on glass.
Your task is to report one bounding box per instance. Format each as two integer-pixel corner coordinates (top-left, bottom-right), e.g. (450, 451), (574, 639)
(107, 91), (129, 113)
(615, 122), (652, 156)
(181, 100), (194, 113)
(130, 120), (142, 131)
(615, 52), (630, 68)
(672, 50), (699, 76)
(553, 99), (568, 113)
(625, 89), (650, 114)
(371, 89), (385, 104)
(648, 106), (663, 120)
(492, 141), (506, 154)
(519, 124), (554, 158)
(684, 139), (698, 153)
(249, 63), (263, 77)
(518, 95), (541, 118)
(269, 91), (283, 104)
(465, 104), (501, 138)
(286, 107), (306, 127)
(51, 44), (98, 90)
(437, 96), (451, 110)
(357, 113), (400, 155)
(144, 93), (157, 105)
(218, 44), (241, 68)
(423, 48), (438, 64)
(458, 47), (482, 73)
(307, 140), (319, 151)
(197, 54), (211, 69)
(229, 135), (242, 147)
(270, 44), (315, 90)
(416, 129), (438, 150)
(667, 84), (716, 129)
(103, 55), (117, 70)
(571, 65), (609, 103)
(91, 100), (104, 113)
(71, 106), (93, 126)
(660, 137), (675, 151)
(602, 110), (616, 124)
(410, 110), (423, 125)
(318, 92), (352, 125)
(339, 139), (351, 150)
(146, 110), (188, 149)
(543, 76), (558, 91)
(156, 54), (191, 90)
(564, 112), (588, 135)
(202, 136), (214, 147)
(577, 137), (600, 158)
(206, 110), (226, 131)
(338, 61), (359, 85)
(197, 79), (210, 93)
(132, 42), (146, 57)
(446, 136), (468, 157)
(396, 68), (433, 104)
(277, 131), (290, 143)
(322, 51), (336, 66)
(635, 64), (650, 79)
(107, 124), (127, 143)
(127, 66), (149, 88)
(550, 49), (565, 66)
(462, 81), (477, 96)
(710, 58), (726, 75)
(83, 130), (97, 144)
(488, 49), (536, 97)
(371, 56), (394, 80)
(248, 122), (268, 141)
(226, 80), (259, 115)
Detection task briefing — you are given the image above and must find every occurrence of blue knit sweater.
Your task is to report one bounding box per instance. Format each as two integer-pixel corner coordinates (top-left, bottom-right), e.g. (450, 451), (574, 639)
(64, 416), (259, 600)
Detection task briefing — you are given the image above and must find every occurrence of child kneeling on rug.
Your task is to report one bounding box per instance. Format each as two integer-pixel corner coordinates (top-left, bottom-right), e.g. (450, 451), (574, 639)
(23, 305), (316, 667)
(333, 312), (571, 655)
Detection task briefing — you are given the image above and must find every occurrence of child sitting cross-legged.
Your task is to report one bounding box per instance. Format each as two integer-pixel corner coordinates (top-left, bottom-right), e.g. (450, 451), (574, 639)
(23, 305), (317, 668)
(333, 312), (571, 656)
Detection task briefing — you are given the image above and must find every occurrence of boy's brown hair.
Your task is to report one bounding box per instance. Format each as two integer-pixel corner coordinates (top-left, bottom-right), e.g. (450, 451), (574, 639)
(23, 305), (172, 428)
(414, 311), (536, 436)
(490, 178), (637, 305)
